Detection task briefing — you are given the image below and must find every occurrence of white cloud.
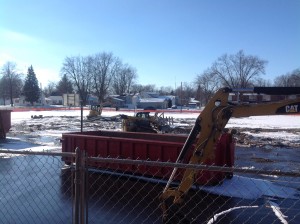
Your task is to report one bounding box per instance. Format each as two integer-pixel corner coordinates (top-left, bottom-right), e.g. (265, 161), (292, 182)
(1, 29), (37, 44)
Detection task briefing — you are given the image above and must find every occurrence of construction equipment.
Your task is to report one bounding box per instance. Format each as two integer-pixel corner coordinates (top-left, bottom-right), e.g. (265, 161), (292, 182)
(87, 100), (119, 120)
(121, 111), (172, 133)
(160, 87), (300, 223)
(86, 104), (101, 120)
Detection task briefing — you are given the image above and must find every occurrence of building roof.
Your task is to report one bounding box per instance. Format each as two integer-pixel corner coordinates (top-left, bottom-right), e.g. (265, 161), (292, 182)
(139, 98), (167, 103)
(189, 98), (200, 103)
(111, 97), (124, 102)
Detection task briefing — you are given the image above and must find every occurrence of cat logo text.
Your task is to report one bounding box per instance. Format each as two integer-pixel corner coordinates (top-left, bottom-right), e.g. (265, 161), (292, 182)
(286, 105), (298, 113)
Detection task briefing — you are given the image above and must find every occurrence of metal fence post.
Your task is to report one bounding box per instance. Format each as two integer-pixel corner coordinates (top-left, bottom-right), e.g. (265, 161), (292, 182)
(80, 150), (87, 224)
(73, 147), (81, 224)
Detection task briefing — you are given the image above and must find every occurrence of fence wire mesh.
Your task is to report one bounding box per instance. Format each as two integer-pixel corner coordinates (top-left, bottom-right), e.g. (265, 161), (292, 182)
(0, 149), (300, 224)
(0, 151), (74, 224)
(85, 157), (300, 224)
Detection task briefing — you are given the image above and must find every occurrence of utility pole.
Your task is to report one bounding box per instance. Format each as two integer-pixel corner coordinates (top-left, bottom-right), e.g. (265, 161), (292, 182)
(180, 82), (182, 113)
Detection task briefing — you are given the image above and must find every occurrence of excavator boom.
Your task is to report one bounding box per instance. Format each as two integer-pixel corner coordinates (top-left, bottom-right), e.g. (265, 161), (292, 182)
(161, 87), (300, 223)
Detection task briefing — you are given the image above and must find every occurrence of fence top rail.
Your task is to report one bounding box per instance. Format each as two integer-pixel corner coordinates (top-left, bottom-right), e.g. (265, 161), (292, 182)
(87, 156), (300, 177)
(1, 149), (298, 177)
(0, 149), (75, 157)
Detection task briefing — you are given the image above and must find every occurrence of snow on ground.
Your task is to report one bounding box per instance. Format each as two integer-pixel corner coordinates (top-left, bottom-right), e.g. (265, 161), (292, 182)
(226, 115), (300, 129)
(9, 109), (300, 129)
(201, 175), (299, 200)
(2, 109), (300, 151)
(2, 108), (299, 151)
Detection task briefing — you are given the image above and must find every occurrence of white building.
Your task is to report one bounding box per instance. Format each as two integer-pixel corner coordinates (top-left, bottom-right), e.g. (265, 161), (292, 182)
(13, 93), (51, 106)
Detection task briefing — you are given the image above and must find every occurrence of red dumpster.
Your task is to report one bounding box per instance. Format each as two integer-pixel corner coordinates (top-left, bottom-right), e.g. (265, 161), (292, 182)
(61, 130), (235, 186)
(0, 109), (12, 139)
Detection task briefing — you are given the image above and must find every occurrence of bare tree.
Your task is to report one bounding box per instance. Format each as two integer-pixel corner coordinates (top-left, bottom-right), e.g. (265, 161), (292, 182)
(61, 56), (93, 105)
(274, 68), (300, 87)
(43, 81), (57, 97)
(90, 52), (120, 112)
(211, 50), (268, 88)
(158, 86), (173, 95)
(131, 84), (156, 93)
(195, 69), (220, 105)
(290, 69), (300, 86)
(0, 62), (23, 106)
(253, 78), (272, 87)
(174, 82), (196, 106)
(112, 63), (137, 95)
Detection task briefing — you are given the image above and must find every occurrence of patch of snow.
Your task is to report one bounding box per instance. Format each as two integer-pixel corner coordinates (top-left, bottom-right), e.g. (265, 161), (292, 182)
(207, 205), (259, 224)
(2, 137), (60, 152)
(226, 115), (300, 129)
(201, 175), (299, 200)
(268, 201), (288, 224)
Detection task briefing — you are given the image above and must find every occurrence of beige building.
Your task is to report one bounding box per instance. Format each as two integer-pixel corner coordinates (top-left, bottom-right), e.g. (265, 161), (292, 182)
(63, 94), (80, 106)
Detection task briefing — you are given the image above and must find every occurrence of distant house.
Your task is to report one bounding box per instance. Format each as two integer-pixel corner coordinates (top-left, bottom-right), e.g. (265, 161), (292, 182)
(104, 95), (125, 108)
(140, 92), (159, 98)
(49, 96), (63, 105)
(188, 98), (200, 109)
(163, 95), (176, 107)
(103, 92), (176, 109)
(118, 93), (136, 109)
(112, 93), (144, 109)
(87, 95), (98, 105)
(137, 97), (169, 109)
(134, 92), (173, 109)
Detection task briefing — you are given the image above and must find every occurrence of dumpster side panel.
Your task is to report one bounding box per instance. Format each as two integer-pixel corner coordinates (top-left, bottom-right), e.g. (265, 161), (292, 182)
(196, 133), (235, 185)
(0, 110), (12, 138)
(161, 146), (181, 178)
(133, 142), (147, 174)
(120, 141), (134, 172)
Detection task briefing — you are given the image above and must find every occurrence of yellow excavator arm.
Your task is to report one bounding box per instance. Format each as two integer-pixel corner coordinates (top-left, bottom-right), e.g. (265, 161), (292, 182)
(160, 87), (300, 223)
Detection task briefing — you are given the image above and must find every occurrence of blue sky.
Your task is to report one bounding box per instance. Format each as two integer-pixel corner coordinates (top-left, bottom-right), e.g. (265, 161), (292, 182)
(1, 0), (299, 89)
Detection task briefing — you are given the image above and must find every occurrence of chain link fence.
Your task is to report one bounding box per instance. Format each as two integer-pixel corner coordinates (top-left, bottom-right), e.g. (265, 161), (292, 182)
(0, 150), (75, 224)
(1, 149), (300, 224)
